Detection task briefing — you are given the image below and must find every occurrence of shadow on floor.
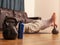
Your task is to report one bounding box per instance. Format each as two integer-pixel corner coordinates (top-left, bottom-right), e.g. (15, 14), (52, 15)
(0, 38), (5, 40)
(24, 32), (51, 34)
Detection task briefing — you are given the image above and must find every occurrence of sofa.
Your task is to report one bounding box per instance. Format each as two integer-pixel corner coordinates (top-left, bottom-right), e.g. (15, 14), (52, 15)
(0, 8), (41, 28)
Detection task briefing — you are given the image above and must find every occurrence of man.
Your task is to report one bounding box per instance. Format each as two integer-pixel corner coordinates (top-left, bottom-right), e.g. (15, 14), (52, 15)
(24, 12), (57, 33)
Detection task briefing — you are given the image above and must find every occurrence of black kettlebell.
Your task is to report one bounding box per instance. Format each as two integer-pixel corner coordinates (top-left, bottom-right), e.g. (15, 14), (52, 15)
(2, 16), (18, 40)
(52, 25), (59, 34)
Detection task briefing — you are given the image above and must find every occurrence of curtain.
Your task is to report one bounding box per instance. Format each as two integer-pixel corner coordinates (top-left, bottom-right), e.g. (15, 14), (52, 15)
(0, 0), (24, 11)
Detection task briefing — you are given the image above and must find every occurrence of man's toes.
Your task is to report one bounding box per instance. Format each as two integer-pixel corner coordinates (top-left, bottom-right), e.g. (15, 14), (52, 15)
(51, 24), (57, 27)
(51, 12), (56, 22)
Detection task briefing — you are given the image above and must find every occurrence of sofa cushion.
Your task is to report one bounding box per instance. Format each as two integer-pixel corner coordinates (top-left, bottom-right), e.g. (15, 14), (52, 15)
(14, 10), (26, 23)
(0, 8), (14, 17)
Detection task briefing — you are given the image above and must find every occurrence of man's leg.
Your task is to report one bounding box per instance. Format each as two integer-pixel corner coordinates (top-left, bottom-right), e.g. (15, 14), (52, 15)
(49, 12), (57, 27)
(40, 12), (57, 30)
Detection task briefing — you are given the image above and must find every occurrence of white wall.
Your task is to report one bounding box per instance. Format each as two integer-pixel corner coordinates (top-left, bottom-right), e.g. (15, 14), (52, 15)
(35, 0), (59, 19)
(24, 0), (35, 17)
(59, 0), (60, 30)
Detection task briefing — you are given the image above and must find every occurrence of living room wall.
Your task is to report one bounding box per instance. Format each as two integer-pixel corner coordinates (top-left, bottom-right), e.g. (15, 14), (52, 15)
(24, 0), (35, 17)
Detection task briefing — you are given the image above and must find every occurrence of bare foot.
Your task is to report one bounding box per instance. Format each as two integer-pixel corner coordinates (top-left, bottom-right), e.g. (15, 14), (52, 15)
(50, 12), (57, 27)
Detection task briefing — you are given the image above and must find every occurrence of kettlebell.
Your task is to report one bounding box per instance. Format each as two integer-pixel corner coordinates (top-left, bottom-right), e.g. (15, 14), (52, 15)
(52, 25), (59, 34)
(2, 16), (18, 40)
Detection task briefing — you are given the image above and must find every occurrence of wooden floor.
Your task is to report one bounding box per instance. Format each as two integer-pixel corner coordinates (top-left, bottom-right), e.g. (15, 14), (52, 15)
(0, 31), (60, 45)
